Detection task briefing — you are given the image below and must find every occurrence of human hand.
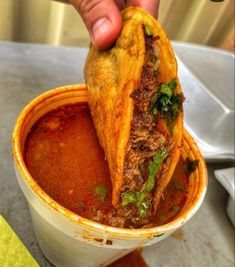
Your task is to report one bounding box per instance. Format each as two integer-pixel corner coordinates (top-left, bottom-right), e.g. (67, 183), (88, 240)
(55, 0), (160, 50)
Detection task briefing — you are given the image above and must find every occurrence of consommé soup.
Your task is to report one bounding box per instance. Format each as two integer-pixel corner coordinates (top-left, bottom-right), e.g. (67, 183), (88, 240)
(24, 103), (189, 229)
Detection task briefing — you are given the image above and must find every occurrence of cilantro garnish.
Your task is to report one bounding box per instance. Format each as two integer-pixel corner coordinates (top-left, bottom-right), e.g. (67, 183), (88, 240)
(144, 25), (153, 36)
(172, 206), (180, 212)
(95, 185), (108, 201)
(151, 79), (184, 134)
(159, 84), (173, 98)
(121, 192), (137, 206)
(139, 199), (152, 218)
(172, 180), (185, 191)
(144, 148), (168, 192)
(168, 79), (178, 90)
(151, 106), (158, 115)
(122, 191), (151, 219)
(121, 149), (168, 218)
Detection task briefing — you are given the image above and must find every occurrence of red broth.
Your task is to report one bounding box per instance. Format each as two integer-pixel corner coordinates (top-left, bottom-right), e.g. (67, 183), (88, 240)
(108, 249), (148, 267)
(24, 103), (188, 228)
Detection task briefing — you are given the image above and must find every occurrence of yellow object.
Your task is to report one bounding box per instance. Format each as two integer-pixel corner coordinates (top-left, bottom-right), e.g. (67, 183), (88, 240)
(0, 215), (39, 267)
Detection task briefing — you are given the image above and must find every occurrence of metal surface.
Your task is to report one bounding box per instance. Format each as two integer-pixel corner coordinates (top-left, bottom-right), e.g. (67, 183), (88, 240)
(173, 42), (235, 161)
(214, 167), (235, 226)
(0, 41), (234, 266)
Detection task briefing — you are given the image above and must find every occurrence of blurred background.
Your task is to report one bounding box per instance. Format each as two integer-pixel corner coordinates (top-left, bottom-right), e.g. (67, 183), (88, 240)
(0, 0), (234, 51)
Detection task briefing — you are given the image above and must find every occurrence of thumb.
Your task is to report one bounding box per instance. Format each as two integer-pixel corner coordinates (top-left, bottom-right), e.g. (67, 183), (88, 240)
(70, 0), (122, 50)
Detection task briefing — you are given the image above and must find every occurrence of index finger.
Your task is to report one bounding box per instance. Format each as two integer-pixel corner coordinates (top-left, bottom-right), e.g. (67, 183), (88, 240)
(126, 0), (160, 18)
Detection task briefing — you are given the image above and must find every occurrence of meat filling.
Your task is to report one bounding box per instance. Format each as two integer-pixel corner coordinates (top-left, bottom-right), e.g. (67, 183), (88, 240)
(110, 26), (172, 228)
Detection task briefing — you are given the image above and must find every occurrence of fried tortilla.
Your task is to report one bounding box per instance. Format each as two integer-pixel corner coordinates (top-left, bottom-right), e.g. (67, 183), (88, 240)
(85, 7), (183, 227)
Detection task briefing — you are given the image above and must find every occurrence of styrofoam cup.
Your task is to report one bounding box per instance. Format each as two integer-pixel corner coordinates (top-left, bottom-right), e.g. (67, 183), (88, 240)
(12, 84), (208, 267)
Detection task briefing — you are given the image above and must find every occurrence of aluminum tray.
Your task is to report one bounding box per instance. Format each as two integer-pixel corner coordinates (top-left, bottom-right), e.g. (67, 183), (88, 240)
(1, 41), (234, 267)
(173, 42), (235, 161)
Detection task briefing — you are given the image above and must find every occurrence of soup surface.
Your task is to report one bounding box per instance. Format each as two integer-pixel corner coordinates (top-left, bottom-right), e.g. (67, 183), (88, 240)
(24, 103), (189, 228)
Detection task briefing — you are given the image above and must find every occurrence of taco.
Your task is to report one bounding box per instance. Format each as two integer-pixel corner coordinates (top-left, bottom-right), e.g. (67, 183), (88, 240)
(84, 7), (184, 227)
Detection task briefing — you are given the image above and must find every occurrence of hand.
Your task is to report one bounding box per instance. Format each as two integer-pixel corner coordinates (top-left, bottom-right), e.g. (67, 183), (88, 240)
(55, 0), (160, 50)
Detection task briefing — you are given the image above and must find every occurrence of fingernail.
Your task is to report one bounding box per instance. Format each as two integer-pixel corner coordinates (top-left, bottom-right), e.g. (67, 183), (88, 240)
(91, 17), (113, 47)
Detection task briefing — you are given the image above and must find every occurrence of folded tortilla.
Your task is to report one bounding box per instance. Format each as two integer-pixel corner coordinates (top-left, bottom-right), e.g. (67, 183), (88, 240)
(85, 7), (183, 226)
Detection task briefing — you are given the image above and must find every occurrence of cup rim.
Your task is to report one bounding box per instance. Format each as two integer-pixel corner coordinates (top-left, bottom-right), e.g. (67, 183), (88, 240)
(12, 84), (208, 238)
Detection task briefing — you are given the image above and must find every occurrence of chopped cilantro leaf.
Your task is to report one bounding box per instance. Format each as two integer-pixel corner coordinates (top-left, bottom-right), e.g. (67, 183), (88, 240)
(151, 78), (184, 134)
(172, 206), (180, 212)
(122, 191), (147, 207)
(160, 84), (173, 97)
(139, 208), (147, 218)
(121, 149), (168, 217)
(144, 25), (153, 36)
(151, 106), (158, 115)
(145, 148), (168, 192)
(139, 199), (152, 218)
(135, 191), (147, 206)
(95, 185), (108, 201)
(159, 95), (172, 111)
(121, 192), (137, 206)
(172, 180), (185, 191)
(168, 78), (177, 89)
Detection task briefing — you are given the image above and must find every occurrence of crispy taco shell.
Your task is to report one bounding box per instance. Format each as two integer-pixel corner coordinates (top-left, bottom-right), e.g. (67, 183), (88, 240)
(85, 7), (183, 220)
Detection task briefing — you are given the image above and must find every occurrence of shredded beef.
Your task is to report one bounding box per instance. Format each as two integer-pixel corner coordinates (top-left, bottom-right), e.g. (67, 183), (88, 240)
(112, 27), (169, 228)
(123, 31), (165, 192)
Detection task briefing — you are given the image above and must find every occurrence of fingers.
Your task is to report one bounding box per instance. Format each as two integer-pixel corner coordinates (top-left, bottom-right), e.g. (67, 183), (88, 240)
(55, 0), (160, 49)
(127, 0), (160, 18)
(70, 0), (122, 50)
(53, 0), (71, 3)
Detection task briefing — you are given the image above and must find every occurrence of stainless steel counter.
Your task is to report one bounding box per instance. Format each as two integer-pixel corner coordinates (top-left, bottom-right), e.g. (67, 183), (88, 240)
(0, 41), (234, 267)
